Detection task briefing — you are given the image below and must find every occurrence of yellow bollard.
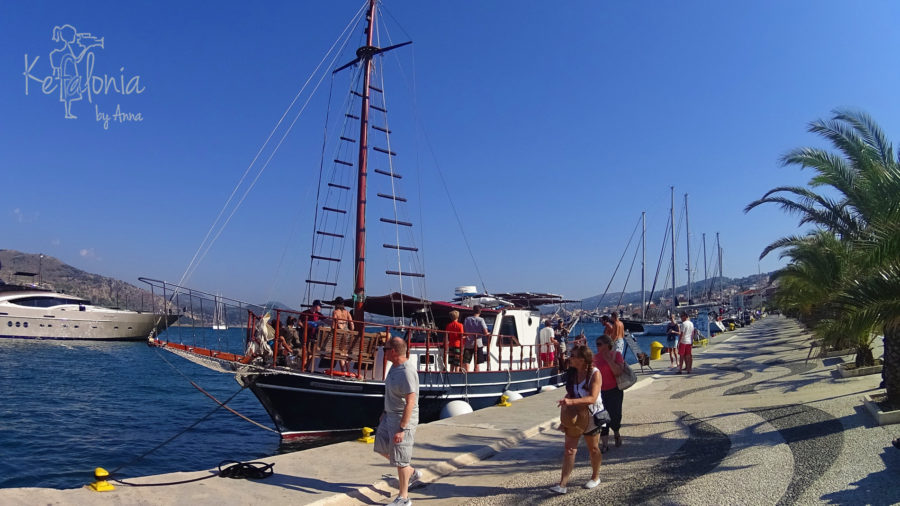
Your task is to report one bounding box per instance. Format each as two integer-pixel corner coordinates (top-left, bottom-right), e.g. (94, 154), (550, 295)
(729, 323), (735, 331)
(88, 467), (115, 492)
(650, 341), (663, 360)
(357, 426), (375, 443)
(497, 395), (511, 407)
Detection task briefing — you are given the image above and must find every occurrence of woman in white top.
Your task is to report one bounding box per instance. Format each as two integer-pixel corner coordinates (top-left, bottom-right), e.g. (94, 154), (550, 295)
(551, 344), (604, 494)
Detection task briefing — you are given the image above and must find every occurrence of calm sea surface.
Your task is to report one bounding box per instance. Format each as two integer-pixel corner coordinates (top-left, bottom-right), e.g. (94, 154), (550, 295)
(0, 329), (342, 490)
(1, 320), (711, 489)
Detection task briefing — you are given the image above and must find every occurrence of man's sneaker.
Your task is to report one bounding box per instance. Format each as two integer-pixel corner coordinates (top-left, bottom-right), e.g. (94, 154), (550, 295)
(584, 478), (601, 489)
(387, 496), (412, 506)
(408, 468), (424, 488)
(548, 485), (567, 494)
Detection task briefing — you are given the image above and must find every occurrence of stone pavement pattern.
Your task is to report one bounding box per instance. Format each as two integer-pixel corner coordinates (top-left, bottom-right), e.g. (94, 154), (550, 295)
(1, 317), (898, 505)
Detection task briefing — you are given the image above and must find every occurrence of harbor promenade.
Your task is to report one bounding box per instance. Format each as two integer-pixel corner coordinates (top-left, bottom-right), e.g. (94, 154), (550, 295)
(2, 316), (897, 505)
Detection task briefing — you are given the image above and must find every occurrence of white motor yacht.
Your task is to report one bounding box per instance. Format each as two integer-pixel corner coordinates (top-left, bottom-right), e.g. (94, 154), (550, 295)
(0, 285), (178, 341)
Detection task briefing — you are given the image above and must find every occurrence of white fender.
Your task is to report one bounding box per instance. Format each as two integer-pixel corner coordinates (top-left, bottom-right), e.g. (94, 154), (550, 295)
(440, 400), (473, 419)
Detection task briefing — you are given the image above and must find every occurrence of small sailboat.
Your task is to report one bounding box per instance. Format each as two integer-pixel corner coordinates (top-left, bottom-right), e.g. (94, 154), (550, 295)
(212, 295), (227, 330)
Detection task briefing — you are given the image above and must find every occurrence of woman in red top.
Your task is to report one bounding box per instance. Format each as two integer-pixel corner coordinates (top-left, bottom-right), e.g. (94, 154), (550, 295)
(593, 334), (625, 452)
(445, 310), (464, 372)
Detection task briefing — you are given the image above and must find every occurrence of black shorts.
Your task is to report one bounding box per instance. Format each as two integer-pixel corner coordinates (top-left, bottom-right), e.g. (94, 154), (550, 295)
(463, 348), (474, 364)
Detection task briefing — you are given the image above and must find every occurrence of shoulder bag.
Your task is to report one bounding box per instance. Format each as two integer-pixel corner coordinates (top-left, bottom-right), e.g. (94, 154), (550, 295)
(615, 362), (638, 390)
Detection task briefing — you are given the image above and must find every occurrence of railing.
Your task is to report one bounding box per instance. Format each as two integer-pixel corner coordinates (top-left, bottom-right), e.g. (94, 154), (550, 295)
(247, 310), (560, 380)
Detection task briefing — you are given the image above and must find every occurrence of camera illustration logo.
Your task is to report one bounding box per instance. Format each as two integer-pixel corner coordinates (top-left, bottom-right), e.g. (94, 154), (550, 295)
(24, 24), (146, 128)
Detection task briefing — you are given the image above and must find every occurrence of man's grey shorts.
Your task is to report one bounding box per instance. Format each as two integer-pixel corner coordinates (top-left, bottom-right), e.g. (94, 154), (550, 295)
(374, 415), (416, 467)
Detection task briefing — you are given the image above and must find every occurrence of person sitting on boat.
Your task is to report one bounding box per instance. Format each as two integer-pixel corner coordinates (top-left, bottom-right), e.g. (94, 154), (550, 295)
(445, 310), (464, 372)
(539, 319), (558, 367)
(462, 304), (489, 372)
(271, 318), (293, 363)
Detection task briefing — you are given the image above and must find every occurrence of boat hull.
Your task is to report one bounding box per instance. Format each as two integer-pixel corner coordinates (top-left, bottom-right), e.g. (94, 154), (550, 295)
(246, 367), (565, 438)
(0, 312), (179, 341)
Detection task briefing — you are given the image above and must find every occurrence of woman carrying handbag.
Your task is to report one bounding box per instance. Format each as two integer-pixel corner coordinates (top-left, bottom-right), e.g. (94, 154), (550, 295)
(551, 345), (605, 494)
(594, 334), (625, 452)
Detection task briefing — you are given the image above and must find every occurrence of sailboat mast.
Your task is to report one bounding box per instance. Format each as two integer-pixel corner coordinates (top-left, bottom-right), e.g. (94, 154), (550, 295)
(353, 0), (377, 318)
(716, 232), (722, 302)
(670, 186), (676, 313)
(685, 193), (691, 305)
(702, 232), (708, 301)
(641, 211), (646, 321)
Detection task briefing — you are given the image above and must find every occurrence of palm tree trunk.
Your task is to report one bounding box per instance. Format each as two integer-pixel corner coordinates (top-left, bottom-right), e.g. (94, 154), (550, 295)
(884, 318), (900, 409)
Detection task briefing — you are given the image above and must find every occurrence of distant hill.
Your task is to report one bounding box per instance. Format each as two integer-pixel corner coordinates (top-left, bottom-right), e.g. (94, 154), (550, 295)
(569, 272), (773, 311)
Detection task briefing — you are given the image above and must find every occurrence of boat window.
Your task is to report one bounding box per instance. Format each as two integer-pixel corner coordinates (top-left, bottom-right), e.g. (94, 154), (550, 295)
(497, 316), (519, 345)
(481, 314), (496, 332)
(8, 296), (88, 308)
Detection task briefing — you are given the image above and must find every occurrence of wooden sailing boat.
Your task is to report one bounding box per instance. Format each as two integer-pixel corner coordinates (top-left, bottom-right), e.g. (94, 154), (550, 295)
(148, 0), (567, 439)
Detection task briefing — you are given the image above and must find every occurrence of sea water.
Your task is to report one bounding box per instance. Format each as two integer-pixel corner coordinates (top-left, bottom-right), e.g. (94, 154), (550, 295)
(0, 332), (296, 490)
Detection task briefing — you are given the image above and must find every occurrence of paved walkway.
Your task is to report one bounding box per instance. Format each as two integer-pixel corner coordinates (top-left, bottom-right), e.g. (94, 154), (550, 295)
(2, 316), (898, 505)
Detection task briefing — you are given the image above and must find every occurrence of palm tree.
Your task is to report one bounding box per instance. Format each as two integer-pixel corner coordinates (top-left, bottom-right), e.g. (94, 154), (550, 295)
(747, 109), (900, 408)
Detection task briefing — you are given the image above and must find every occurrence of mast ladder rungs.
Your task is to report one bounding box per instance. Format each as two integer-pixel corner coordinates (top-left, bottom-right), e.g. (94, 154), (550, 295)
(386, 271), (425, 278)
(345, 113), (360, 120)
(351, 90), (365, 98)
(383, 244), (418, 252)
(371, 105), (387, 113)
(369, 85), (383, 93)
(334, 159), (354, 166)
(377, 193), (407, 202)
(372, 125), (392, 134)
(311, 255), (341, 262)
(328, 182), (351, 190)
(373, 147), (396, 156)
(323, 207), (347, 214)
(306, 279), (338, 286)
(316, 231), (344, 238)
(374, 169), (402, 178)
(340, 136), (357, 143)
(380, 218), (413, 227)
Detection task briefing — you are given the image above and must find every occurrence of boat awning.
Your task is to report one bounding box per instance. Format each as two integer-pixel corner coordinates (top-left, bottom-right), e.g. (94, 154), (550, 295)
(364, 292), (500, 319)
(490, 292), (580, 308)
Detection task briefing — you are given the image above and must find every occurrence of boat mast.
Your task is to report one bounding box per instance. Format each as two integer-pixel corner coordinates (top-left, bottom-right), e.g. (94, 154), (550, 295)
(684, 193), (691, 305)
(641, 211), (646, 321)
(716, 232), (723, 303)
(353, 0), (378, 318)
(702, 232), (708, 301)
(670, 186), (676, 314)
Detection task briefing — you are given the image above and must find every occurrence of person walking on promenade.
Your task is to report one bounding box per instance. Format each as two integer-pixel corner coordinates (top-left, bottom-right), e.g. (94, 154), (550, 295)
(551, 344), (604, 494)
(445, 310), (464, 372)
(594, 335), (625, 452)
(375, 337), (422, 506)
(463, 305), (489, 372)
(665, 314), (680, 367)
(539, 319), (558, 367)
(678, 311), (695, 374)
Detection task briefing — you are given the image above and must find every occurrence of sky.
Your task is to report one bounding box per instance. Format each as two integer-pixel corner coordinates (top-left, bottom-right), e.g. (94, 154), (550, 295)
(3, 0), (900, 307)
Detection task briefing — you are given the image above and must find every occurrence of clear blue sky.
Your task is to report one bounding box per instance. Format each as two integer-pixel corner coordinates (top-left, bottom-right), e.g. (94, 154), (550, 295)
(3, 1), (900, 306)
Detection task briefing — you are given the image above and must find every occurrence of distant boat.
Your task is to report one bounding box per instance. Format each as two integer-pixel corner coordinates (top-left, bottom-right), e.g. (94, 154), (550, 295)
(0, 284), (178, 341)
(212, 295), (227, 330)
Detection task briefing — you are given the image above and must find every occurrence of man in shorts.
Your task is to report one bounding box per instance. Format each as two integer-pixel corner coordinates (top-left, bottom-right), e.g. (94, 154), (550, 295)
(375, 337), (422, 506)
(677, 311), (694, 374)
(462, 305), (489, 371)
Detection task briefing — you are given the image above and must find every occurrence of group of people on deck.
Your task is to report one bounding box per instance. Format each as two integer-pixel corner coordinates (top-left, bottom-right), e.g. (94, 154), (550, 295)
(263, 297), (360, 372)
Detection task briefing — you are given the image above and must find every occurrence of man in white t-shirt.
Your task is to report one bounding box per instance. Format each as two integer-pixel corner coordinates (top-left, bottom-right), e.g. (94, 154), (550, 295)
(538, 319), (558, 367)
(677, 312), (694, 374)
